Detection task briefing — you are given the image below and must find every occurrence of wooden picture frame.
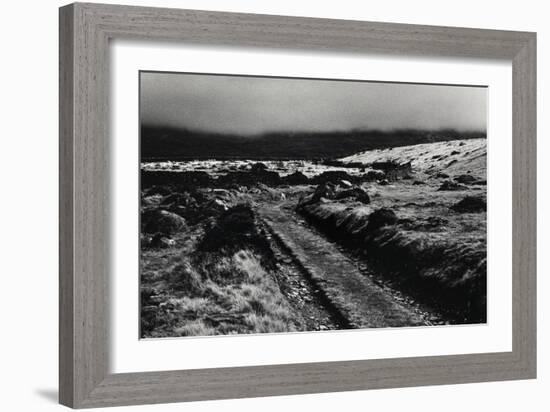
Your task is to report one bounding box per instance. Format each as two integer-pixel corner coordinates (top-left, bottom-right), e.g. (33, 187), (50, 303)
(59, 2), (536, 408)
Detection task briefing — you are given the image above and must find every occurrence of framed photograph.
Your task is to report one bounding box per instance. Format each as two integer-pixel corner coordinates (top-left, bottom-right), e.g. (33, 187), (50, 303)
(59, 2), (536, 408)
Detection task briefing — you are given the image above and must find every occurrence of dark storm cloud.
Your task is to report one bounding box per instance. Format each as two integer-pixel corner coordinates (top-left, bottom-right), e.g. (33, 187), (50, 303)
(140, 72), (486, 135)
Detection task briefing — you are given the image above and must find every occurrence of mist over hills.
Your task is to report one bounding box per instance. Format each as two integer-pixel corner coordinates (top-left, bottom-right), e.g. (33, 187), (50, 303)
(140, 126), (486, 160)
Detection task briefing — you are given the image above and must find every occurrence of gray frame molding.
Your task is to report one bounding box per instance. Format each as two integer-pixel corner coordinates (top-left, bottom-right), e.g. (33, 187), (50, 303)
(59, 2), (536, 408)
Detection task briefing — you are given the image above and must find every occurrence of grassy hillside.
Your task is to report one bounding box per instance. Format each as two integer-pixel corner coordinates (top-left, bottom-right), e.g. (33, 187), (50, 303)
(341, 138), (486, 179)
(297, 138), (488, 323)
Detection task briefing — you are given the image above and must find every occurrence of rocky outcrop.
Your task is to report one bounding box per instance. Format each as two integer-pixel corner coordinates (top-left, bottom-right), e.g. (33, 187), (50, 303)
(437, 180), (468, 191)
(297, 182), (371, 207)
(454, 174), (477, 184)
(250, 162), (268, 173)
(334, 187), (370, 204)
(369, 160), (412, 181)
(451, 196), (487, 213)
(199, 204), (270, 255)
(365, 208), (397, 231)
(283, 171), (310, 185)
(311, 171), (357, 185)
(362, 169), (386, 181)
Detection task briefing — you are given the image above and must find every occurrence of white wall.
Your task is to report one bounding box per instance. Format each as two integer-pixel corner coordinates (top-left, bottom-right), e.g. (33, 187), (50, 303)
(0, 0), (546, 411)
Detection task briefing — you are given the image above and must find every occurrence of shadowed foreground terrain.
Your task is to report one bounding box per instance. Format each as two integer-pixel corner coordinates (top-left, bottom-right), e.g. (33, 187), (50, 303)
(140, 138), (487, 338)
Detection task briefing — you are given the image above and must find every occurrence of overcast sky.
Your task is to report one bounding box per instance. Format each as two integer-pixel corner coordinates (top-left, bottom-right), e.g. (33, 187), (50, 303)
(140, 71), (487, 135)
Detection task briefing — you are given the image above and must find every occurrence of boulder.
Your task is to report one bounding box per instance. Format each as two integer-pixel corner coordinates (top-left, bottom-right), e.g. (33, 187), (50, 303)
(283, 171), (309, 185)
(312, 171), (355, 185)
(255, 170), (282, 186)
(362, 169), (386, 181)
(369, 160), (412, 180)
(297, 182), (336, 208)
(334, 187), (370, 204)
(454, 174), (477, 184)
(250, 162), (268, 173)
(314, 182), (337, 200)
(199, 204), (268, 253)
(142, 209), (187, 235)
(366, 208), (398, 232)
(437, 180), (468, 191)
(451, 196), (487, 213)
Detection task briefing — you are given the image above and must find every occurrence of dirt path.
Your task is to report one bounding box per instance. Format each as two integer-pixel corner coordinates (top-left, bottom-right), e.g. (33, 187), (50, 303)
(257, 201), (432, 328)
(259, 221), (343, 331)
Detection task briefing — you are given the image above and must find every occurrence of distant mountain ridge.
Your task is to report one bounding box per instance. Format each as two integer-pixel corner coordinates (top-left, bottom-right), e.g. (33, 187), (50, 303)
(141, 126), (486, 160)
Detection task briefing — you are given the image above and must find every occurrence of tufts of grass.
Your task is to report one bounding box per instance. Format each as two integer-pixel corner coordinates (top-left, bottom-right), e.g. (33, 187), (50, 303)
(299, 195), (487, 323)
(243, 314), (291, 334)
(173, 320), (215, 337)
(141, 249), (297, 338)
(167, 261), (203, 294)
(140, 200), (300, 338)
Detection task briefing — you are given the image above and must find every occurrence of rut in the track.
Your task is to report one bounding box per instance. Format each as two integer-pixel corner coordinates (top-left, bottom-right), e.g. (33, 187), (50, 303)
(258, 205), (429, 328)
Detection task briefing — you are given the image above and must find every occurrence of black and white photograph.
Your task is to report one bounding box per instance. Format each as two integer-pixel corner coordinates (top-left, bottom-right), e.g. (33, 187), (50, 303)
(139, 71), (488, 339)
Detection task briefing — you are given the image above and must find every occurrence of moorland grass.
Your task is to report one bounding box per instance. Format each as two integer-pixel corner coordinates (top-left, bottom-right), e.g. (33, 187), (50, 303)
(141, 249), (296, 337)
(141, 204), (298, 338)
